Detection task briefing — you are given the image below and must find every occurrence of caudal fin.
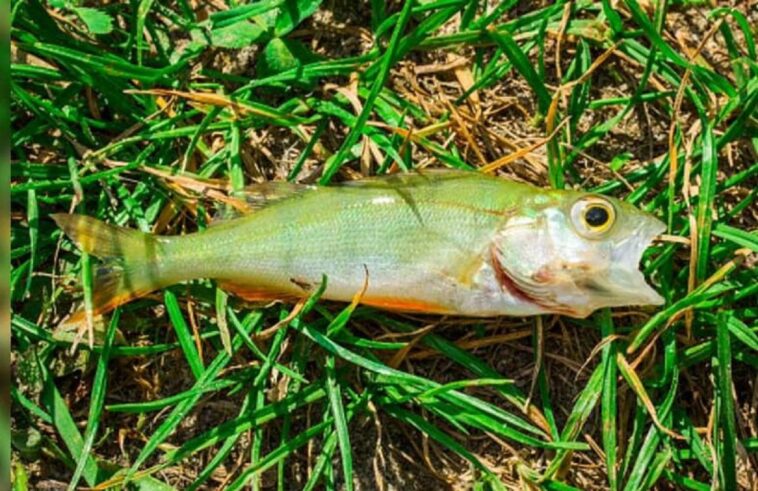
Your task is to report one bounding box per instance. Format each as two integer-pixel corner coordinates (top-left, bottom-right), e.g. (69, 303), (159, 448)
(52, 214), (165, 322)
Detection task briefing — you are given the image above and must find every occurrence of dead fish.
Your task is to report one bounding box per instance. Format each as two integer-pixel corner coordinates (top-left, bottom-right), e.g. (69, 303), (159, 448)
(52, 170), (665, 321)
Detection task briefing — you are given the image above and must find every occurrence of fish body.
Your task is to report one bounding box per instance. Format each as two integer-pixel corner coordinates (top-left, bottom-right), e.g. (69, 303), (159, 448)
(53, 171), (665, 320)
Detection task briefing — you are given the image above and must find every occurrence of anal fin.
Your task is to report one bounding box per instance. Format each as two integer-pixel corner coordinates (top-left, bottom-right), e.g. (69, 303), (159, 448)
(361, 296), (452, 314)
(219, 280), (301, 303)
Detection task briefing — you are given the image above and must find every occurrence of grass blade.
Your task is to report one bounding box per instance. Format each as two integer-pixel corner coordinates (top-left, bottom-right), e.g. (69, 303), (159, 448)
(67, 310), (120, 490)
(600, 310), (618, 490)
(319, 0), (414, 182)
(714, 312), (737, 490)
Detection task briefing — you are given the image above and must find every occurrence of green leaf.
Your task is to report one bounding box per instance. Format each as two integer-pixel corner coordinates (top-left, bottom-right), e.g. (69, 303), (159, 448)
(712, 223), (758, 252)
(383, 405), (498, 481)
(67, 311), (121, 491)
(135, 0), (157, 65)
(274, 0), (323, 37)
(695, 121), (717, 283)
(13, 463), (30, 491)
(715, 312), (738, 490)
(486, 30), (551, 115)
(132, 475), (177, 491)
(319, 0), (415, 183)
(725, 315), (758, 352)
(325, 355), (353, 491)
(257, 37), (320, 78)
(11, 427), (42, 459)
(600, 310), (619, 490)
(210, 21), (267, 49)
(165, 290), (204, 380)
(610, 152), (634, 172)
(209, 0), (284, 29)
(40, 373), (103, 486)
(125, 313), (263, 483)
(72, 7), (114, 35)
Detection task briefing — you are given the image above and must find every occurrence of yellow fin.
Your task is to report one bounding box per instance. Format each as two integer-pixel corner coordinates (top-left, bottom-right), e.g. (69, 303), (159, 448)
(361, 296), (452, 314)
(52, 213), (165, 319)
(219, 280), (302, 302)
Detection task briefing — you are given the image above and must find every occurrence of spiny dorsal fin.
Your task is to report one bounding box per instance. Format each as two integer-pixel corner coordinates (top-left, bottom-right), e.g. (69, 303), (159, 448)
(339, 168), (480, 189)
(236, 182), (317, 208)
(212, 181), (317, 223)
(211, 170), (482, 222)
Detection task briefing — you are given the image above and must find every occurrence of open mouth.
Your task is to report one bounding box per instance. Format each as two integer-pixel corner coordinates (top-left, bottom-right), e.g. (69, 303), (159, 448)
(608, 217), (666, 306)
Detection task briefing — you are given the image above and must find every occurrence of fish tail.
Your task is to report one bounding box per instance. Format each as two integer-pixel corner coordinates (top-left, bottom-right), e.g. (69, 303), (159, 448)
(52, 213), (167, 320)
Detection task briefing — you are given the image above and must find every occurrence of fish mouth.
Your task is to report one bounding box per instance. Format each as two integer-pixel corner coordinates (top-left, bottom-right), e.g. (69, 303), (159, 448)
(604, 216), (666, 307)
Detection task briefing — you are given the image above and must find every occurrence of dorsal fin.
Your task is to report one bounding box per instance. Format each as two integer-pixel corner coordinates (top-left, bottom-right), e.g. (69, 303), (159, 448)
(237, 182), (317, 208)
(211, 170), (482, 223)
(339, 168), (480, 189)
(212, 182), (317, 223)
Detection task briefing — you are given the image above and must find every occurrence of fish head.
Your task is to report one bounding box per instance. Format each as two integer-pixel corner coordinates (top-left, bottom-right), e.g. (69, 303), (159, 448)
(493, 191), (665, 318)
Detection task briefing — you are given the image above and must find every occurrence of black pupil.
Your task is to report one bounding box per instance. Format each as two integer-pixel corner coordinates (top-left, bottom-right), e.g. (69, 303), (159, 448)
(585, 206), (609, 227)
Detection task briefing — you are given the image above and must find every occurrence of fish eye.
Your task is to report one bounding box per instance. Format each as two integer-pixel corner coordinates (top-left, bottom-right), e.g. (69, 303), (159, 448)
(571, 197), (616, 238)
(585, 205), (610, 228)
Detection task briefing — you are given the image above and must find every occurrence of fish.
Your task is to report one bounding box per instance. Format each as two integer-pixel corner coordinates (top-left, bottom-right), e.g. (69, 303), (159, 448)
(52, 170), (665, 321)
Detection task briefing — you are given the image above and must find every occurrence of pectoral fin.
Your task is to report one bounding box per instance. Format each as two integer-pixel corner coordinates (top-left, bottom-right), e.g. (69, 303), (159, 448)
(453, 252), (487, 287)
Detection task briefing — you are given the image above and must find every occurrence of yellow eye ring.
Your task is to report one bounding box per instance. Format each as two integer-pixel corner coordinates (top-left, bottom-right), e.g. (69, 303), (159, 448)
(571, 197), (616, 237)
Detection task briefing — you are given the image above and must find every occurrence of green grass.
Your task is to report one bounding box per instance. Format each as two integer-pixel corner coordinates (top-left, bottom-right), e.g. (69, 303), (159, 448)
(10, 0), (757, 489)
